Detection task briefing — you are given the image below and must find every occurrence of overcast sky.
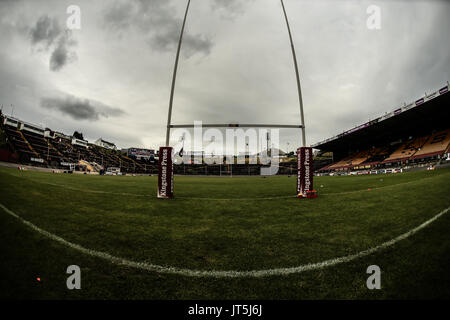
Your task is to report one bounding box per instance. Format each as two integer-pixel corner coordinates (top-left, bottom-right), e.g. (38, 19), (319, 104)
(0, 0), (448, 153)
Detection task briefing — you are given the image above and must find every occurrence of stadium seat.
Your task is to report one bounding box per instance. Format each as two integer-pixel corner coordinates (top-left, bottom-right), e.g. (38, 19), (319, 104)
(410, 129), (450, 160)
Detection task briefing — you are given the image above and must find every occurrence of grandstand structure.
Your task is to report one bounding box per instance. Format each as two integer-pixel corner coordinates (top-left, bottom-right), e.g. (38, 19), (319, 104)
(1, 83), (448, 176)
(0, 111), (302, 175)
(0, 114), (157, 174)
(314, 83), (450, 173)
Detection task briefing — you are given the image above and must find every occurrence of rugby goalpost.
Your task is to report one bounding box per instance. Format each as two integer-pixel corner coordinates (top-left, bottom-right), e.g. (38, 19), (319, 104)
(157, 0), (314, 199)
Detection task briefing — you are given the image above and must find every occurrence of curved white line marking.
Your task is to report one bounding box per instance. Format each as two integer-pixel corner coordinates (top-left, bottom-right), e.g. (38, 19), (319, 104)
(1, 203), (448, 278)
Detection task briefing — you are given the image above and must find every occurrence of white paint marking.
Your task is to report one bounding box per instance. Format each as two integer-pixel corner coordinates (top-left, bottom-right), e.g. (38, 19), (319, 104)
(1, 203), (448, 278)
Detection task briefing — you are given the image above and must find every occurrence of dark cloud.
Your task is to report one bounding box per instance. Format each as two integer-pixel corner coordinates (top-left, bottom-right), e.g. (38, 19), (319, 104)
(102, 1), (135, 33)
(30, 15), (61, 47)
(29, 15), (77, 71)
(40, 95), (125, 121)
(49, 32), (77, 71)
(103, 0), (212, 57)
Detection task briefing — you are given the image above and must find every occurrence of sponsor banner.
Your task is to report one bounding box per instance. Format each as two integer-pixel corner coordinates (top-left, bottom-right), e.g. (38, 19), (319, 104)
(297, 147), (313, 196)
(439, 86), (448, 95)
(342, 121), (374, 137)
(31, 157), (44, 163)
(61, 162), (76, 167)
(128, 148), (155, 159)
(158, 147), (174, 199)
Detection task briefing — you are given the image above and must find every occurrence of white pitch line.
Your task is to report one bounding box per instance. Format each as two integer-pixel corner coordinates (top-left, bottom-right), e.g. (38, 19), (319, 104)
(0, 203), (448, 278)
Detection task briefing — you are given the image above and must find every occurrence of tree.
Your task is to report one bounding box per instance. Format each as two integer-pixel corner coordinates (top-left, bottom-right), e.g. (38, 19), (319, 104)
(73, 131), (84, 140)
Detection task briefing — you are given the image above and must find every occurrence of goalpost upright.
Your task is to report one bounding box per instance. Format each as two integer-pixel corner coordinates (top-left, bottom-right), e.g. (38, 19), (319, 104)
(157, 0), (190, 199)
(280, 0), (314, 197)
(280, 0), (306, 147)
(165, 0), (191, 148)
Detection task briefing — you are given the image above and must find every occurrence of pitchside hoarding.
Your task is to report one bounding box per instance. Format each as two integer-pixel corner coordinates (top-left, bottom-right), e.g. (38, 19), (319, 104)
(297, 147), (313, 196)
(128, 148), (155, 160)
(158, 146), (174, 198)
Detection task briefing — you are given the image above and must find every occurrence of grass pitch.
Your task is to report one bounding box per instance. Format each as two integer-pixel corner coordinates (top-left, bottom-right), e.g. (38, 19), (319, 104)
(0, 166), (449, 299)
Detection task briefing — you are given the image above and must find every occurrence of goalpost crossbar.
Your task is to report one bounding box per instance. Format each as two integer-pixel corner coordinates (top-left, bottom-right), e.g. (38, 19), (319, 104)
(169, 124), (304, 129)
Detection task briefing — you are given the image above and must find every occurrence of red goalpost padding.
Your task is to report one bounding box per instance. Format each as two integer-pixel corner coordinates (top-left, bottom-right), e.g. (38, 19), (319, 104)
(297, 147), (315, 198)
(157, 146), (174, 199)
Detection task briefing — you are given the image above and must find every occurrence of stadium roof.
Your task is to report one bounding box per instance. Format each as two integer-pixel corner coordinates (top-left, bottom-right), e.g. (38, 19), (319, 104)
(312, 83), (449, 152)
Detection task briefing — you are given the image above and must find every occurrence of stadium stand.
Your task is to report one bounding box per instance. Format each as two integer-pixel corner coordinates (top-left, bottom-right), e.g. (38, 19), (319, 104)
(0, 111), (157, 174)
(314, 83), (450, 173)
(410, 129), (450, 160)
(322, 146), (391, 170)
(0, 110), (301, 175)
(1, 83), (448, 175)
(382, 135), (429, 163)
(2, 121), (38, 163)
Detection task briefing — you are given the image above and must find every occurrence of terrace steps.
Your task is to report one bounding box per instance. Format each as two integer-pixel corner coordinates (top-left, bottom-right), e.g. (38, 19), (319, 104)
(18, 130), (41, 160)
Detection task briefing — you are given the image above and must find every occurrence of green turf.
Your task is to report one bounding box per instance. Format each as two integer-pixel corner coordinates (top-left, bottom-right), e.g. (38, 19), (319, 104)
(0, 166), (449, 299)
